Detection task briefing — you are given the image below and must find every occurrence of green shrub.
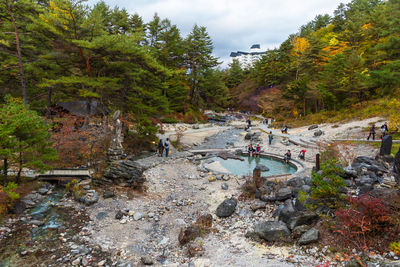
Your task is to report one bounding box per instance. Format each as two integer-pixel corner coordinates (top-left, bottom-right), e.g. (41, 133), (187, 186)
(309, 160), (346, 201)
(161, 117), (179, 124)
(300, 157), (346, 211)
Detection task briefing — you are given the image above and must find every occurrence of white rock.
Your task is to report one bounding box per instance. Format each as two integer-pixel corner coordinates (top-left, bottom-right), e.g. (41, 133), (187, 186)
(158, 237), (169, 246)
(72, 258), (81, 265)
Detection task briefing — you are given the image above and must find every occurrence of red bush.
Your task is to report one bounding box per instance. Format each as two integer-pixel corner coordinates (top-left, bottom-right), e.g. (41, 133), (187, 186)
(334, 194), (398, 252)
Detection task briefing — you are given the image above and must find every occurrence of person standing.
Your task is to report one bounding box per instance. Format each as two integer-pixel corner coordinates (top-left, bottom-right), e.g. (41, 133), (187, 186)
(157, 139), (164, 157)
(268, 131), (273, 145)
(367, 124), (375, 140)
(381, 123), (388, 139)
(164, 138), (170, 157)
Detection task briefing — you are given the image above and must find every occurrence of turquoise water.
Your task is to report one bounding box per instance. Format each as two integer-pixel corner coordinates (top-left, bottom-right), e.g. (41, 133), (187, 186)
(212, 155), (297, 176)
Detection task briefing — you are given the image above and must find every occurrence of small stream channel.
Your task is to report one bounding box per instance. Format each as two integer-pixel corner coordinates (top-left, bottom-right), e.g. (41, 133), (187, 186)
(0, 186), (105, 267)
(196, 128), (243, 149)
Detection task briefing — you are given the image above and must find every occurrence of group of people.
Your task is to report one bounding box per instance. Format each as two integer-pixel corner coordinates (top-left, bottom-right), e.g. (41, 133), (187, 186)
(157, 138), (170, 157)
(367, 122), (389, 140)
(248, 143), (262, 157)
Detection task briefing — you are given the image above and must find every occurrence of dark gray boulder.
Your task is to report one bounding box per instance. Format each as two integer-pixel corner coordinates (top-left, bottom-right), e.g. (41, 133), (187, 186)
(304, 177), (312, 185)
(359, 184), (374, 194)
(216, 198), (237, 218)
(300, 185), (311, 193)
(298, 228), (319, 245)
(394, 148), (400, 177)
(115, 210), (124, 220)
(293, 225), (310, 239)
(279, 199), (298, 223)
(343, 166), (358, 178)
(314, 130), (323, 137)
(244, 133), (253, 140)
(352, 156), (388, 174)
(380, 135), (392, 156)
(287, 211), (319, 230)
(80, 192), (99, 206)
(103, 189), (115, 199)
(293, 198), (306, 212)
(250, 201), (267, 211)
(104, 160), (146, 187)
(308, 125), (318, 130)
(287, 177), (305, 187)
(221, 183), (229, 190)
(255, 165), (270, 172)
(254, 221), (291, 242)
(276, 187), (292, 201)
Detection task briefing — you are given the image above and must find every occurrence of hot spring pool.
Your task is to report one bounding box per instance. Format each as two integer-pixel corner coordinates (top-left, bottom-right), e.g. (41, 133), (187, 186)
(209, 155), (297, 176)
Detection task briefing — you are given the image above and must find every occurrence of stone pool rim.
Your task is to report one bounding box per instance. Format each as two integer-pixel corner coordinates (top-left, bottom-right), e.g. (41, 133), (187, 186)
(203, 151), (305, 178)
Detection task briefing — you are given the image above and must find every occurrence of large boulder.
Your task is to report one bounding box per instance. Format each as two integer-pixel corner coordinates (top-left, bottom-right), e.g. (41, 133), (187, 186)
(298, 228), (319, 245)
(244, 133), (253, 140)
(279, 199), (298, 223)
(254, 221), (291, 242)
(394, 148), (400, 177)
(308, 125), (318, 130)
(352, 156), (388, 174)
(287, 211), (319, 230)
(216, 198), (237, 218)
(287, 177), (305, 188)
(276, 187), (292, 201)
(103, 159), (146, 187)
(255, 165), (270, 172)
(314, 130), (323, 137)
(79, 192), (99, 206)
(380, 135), (392, 156)
(369, 188), (400, 209)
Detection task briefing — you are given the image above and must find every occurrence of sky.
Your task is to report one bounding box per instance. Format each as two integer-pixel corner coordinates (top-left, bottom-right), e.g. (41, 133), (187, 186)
(86, 0), (351, 67)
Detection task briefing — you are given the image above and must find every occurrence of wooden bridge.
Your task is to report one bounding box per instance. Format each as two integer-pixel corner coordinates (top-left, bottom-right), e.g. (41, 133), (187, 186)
(36, 168), (91, 181)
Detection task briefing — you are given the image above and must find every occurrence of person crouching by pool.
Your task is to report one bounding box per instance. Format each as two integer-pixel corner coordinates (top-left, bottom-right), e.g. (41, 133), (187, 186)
(284, 150), (291, 163)
(255, 144), (261, 157)
(248, 144), (255, 158)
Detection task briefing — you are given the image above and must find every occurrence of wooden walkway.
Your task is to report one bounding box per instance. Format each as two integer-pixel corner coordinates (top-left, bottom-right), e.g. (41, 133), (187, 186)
(36, 169), (91, 181)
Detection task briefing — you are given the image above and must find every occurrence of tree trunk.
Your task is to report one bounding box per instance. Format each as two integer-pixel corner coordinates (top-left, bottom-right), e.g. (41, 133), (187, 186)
(7, 1), (28, 104)
(3, 159), (8, 187)
(46, 87), (52, 118)
(3, 159), (8, 186)
(303, 97), (306, 116)
(122, 75), (129, 110)
(16, 151), (22, 184)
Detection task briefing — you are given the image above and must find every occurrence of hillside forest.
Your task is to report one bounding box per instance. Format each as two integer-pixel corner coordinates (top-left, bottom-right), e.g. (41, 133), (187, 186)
(0, 0), (399, 126)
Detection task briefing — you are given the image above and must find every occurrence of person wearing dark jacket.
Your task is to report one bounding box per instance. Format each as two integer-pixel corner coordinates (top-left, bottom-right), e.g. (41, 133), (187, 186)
(367, 124), (375, 140)
(157, 139), (164, 157)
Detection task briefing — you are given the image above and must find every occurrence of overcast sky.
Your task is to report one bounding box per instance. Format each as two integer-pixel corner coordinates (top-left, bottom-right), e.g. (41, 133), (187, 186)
(86, 0), (351, 67)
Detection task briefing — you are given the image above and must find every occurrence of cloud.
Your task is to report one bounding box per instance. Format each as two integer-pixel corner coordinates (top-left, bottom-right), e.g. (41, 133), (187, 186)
(87, 0), (351, 67)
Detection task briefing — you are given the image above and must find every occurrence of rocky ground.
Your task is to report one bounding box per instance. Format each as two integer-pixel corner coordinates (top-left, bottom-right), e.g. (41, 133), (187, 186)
(1, 116), (398, 267)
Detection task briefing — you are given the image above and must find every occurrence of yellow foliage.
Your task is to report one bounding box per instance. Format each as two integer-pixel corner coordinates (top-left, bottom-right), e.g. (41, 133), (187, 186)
(388, 99), (400, 132)
(329, 37), (339, 46)
(292, 107), (299, 117)
(390, 240), (400, 254)
(362, 23), (373, 30)
(292, 37), (310, 56)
